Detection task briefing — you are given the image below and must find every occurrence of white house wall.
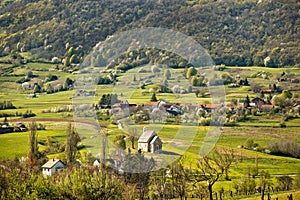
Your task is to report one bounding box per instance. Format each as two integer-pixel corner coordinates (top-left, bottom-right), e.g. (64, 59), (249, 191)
(42, 162), (65, 176)
(138, 142), (148, 152)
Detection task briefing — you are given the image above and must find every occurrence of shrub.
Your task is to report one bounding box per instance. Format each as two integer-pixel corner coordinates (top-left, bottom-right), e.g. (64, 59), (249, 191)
(245, 138), (254, 149)
(268, 140), (300, 158)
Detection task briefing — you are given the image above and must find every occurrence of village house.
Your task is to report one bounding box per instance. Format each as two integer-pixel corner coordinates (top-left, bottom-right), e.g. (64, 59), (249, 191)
(293, 99), (300, 108)
(225, 104), (236, 111)
(112, 100), (137, 114)
(261, 89), (273, 94)
(93, 159), (101, 168)
(21, 82), (30, 90)
(291, 78), (300, 83)
(144, 101), (159, 110)
(166, 104), (181, 116)
(251, 97), (265, 107)
(15, 123), (27, 132)
(0, 125), (14, 134)
(0, 123), (28, 134)
(138, 127), (162, 153)
(199, 104), (223, 112)
(42, 159), (65, 176)
(258, 104), (274, 112)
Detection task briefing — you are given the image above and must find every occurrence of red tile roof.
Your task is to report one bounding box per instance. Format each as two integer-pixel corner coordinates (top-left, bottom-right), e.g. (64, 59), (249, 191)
(145, 102), (158, 105)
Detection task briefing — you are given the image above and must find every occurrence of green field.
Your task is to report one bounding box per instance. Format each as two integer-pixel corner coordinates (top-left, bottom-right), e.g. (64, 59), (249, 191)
(0, 62), (300, 197)
(241, 191), (300, 200)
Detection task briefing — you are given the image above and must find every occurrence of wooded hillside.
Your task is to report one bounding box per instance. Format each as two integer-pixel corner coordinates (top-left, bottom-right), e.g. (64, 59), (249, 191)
(0, 0), (299, 67)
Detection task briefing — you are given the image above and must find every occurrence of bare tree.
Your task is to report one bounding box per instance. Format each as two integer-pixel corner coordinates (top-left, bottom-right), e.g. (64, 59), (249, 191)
(149, 168), (169, 200)
(251, 83), (262, 94)
(123, 151), (156, 200)
(170, 160), (190, 200)
(195, 149), (236, 200)
(276, 175), (293, 191)
(259, 170), (271, 200)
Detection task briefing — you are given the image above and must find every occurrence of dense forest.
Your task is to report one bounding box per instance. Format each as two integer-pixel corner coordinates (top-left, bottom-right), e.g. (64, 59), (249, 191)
(0, 0), (299, 67)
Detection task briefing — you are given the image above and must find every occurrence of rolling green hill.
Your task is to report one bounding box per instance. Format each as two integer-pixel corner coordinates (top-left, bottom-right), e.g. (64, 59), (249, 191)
(0, 0), (299, 67)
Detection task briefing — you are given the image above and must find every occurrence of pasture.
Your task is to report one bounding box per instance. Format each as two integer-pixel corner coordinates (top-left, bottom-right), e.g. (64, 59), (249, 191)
(0, 62), (300, 195)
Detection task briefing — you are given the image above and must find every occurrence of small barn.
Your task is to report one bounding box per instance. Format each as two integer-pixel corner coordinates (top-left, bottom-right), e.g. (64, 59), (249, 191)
(15, 123), (27, 132)
(42, 159), (65, 176)
(21, 82), (30, 90)
(93, 159), (101, 168)
(28, 93), (36, 98)
(138, 127), (162, 153)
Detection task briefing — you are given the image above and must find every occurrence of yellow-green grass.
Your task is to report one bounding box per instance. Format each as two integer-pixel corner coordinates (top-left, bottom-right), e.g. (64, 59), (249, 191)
(0, 121), (299, 199)
(19, 52), (34, 60)
(169, 189), (300, 200)
(238, 115), (282, 127)
(1, 65), (299, 117)
(226, 66), (300, 76)
(286, 118), (300, 127)
(0, 128), (67, 159)
(241, 190), (300, 200)
(0, 64), (300, 172)
(0, 63), (13, 68)
(26, 62), (56, 70)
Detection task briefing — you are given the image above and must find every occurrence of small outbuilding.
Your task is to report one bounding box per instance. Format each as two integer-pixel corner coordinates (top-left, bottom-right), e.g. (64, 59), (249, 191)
(42, 159), (65, 176)
(28, 93), (36, 98)
(138, 127), (162, 153)
(22, 82), (30, 90)
(291, 78), (300, 83)
(93, 159), (101, 168)
(15, 123), (27, 132)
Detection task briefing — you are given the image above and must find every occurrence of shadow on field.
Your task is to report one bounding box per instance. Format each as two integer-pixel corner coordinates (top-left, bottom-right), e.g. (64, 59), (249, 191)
(161, 150), (180, 156)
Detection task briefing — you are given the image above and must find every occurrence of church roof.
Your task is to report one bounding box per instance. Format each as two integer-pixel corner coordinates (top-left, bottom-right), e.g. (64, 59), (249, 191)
(150, 136), (161, 144)
(138, 130), (156, 143)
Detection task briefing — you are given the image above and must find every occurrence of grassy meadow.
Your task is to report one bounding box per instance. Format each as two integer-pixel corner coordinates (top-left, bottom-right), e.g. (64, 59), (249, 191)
(0, 61), (300, 196)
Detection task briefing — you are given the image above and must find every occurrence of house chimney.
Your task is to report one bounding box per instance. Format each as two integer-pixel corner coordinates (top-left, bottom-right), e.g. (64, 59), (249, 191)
(143, 126), (147, 133)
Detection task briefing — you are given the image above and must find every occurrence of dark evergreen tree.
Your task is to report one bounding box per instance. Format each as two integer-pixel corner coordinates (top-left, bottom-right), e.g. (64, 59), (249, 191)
(244, 78), (249, 86)
(150, 93), (157, 102)
(244, 95), (250, 108)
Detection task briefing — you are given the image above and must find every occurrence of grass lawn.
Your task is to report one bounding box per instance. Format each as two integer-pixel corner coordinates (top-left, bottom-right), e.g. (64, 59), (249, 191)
(1, 122), (299, 176)
(241, 190), (300, 200)
(0, 129), (66, 159)
(26, 62), (56, 70)
(0, 131), (29, 159)
(0, 63), (300, 195)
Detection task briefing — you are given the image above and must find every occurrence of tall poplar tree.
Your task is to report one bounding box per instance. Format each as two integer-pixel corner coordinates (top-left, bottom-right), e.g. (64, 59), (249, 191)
(27, 121), (39, 166)
(65, 123), (80, 164)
